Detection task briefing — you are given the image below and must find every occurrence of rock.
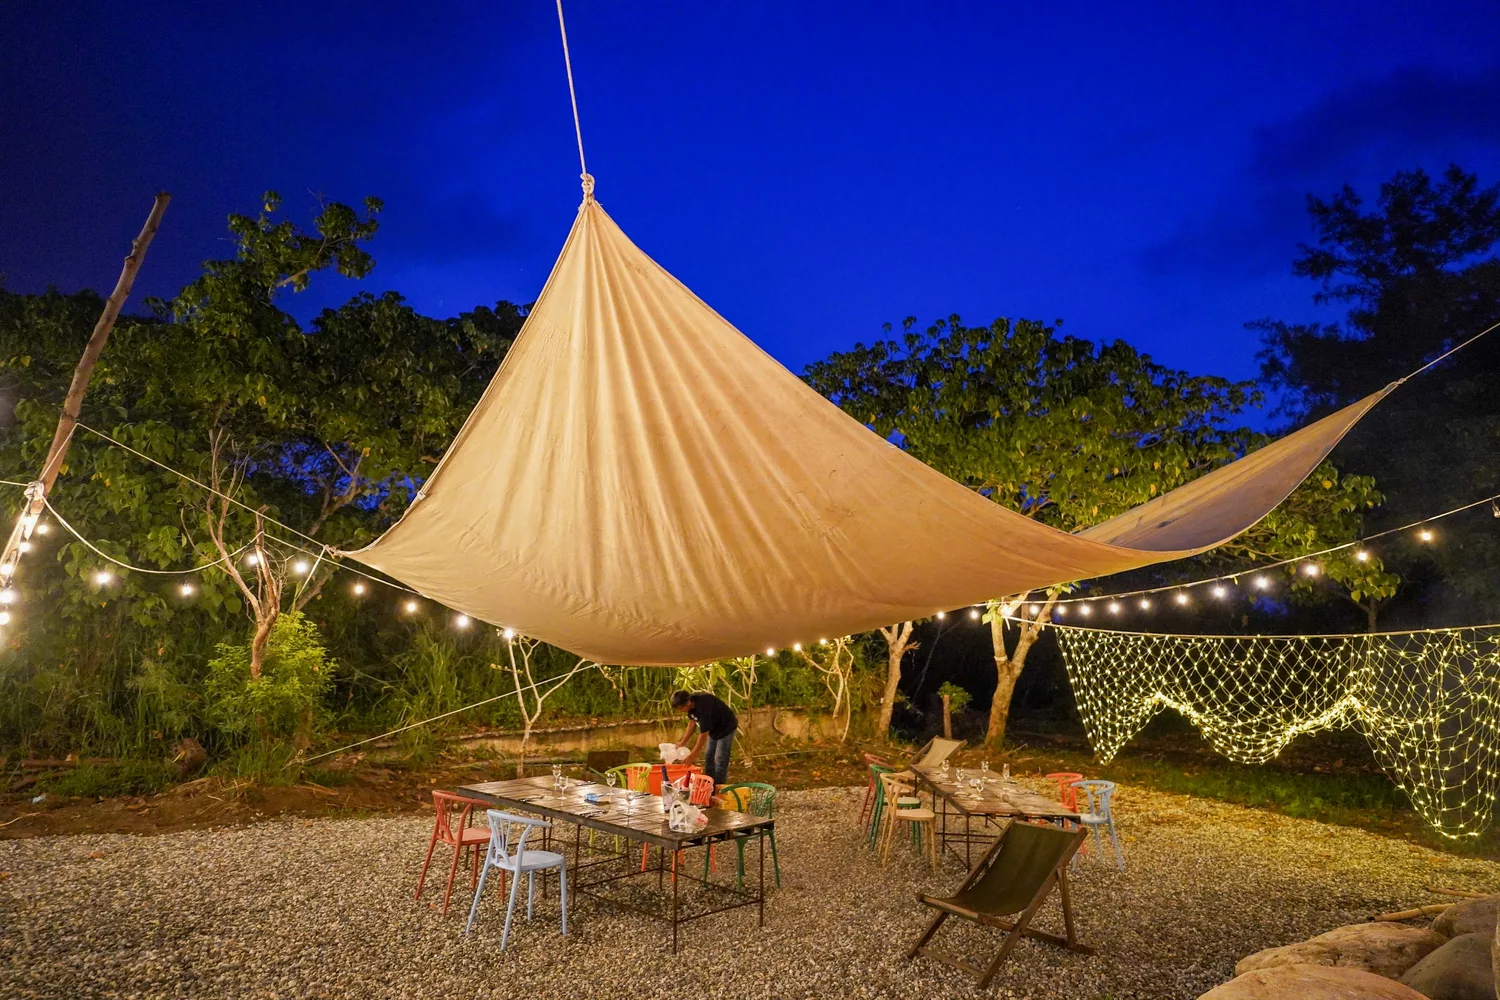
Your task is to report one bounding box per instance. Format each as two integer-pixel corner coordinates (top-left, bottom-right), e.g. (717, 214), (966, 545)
(1201, 963), (1429, 999)
(1433, 895), (1500, 939)
(1234, 922), (1447, 979)
(1400, 932), (1494, 1000)
(170, 737), (207, 779)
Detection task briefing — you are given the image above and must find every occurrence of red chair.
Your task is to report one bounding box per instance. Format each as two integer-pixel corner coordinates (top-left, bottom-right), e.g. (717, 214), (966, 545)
(416, 791), (494, 916)
(1045, 772), (1084, 812)
(860, 752), (890, 828)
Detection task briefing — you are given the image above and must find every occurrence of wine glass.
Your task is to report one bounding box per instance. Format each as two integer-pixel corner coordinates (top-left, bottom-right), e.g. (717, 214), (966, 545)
(980, 760), (990, 782)
(969, 775), (984, 798)
(955, 766), (966, 790)
(1002, 763), (1012, 784)
(606, 770), (618, 794)
(551, 763), (563, 791)
(939, 759), (951, 783)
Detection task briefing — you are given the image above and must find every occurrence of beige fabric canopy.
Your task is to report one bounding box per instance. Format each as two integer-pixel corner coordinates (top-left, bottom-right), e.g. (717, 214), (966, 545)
(345, 196), (1389, 665)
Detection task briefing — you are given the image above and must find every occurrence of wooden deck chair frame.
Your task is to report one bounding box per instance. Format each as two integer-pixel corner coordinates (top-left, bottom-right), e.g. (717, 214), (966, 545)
(906, 821), (1092, 990)
(911, 736), (964, 769)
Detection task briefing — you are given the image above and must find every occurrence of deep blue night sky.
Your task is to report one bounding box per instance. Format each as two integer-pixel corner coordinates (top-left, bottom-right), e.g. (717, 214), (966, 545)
(3, 2), (1498, 389)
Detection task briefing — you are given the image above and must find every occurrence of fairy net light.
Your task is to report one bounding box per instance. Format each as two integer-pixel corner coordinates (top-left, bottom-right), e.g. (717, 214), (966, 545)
(1055, 624), (1500, 838)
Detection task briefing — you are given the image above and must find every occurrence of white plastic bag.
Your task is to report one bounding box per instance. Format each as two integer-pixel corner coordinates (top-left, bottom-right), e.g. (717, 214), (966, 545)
(669, 799), (706, 833)
(658, 741), (689, 763)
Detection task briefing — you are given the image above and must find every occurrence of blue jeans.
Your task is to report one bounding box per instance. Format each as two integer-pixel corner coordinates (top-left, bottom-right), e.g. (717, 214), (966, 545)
(704, 732), (734, 788)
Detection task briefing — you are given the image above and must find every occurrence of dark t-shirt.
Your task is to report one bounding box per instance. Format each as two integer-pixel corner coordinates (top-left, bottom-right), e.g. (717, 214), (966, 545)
(687, 692), (738, 740)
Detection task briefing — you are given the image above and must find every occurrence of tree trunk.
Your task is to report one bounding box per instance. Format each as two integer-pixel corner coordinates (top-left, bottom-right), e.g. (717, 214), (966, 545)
(985, 597), (1053, 749)
(876, 622), (916, 741)
(248, 611), (276, 681)
(941, 694), (952, 739)
(1366, 601), (1379, 633)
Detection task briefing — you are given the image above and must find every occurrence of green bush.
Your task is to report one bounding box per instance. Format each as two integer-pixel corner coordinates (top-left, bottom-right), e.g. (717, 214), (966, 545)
(204, 612), (335, 747)
(937, 681), (972, 713)
(42, 759), (174, 798)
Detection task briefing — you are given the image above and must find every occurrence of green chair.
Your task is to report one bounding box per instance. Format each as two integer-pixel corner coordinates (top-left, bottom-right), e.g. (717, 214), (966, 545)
(704, 782), (781, 889)
(907, 820), (1092, 990)
(865, 763), (896, 848)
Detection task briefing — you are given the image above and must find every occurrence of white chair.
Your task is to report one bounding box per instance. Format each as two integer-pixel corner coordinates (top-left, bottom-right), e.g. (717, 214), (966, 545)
(464, 810), (569, 948)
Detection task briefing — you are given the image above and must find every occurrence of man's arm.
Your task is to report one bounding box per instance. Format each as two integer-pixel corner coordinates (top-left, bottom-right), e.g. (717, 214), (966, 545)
(685, 731), (708, 764)
(678, 719), (698, 748)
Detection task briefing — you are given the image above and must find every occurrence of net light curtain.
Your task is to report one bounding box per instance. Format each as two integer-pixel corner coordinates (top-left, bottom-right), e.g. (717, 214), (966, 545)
(1055, 624), (1500, 837)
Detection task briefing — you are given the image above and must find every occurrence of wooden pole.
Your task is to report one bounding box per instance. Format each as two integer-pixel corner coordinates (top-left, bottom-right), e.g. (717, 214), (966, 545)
(0, 193), (170, 585)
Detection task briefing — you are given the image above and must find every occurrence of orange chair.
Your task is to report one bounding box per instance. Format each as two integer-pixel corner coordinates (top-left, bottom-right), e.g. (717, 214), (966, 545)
(1045, 772), (1084, 812)
(416, 791), (494, 916)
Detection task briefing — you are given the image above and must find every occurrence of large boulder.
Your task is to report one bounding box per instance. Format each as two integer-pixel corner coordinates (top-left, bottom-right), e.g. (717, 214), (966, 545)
(1234, 922), (1447, 980)
(1399, 932), (1495, 1000)
(1433, 895), (1500, 939)
(1200, 963), (1429, 999)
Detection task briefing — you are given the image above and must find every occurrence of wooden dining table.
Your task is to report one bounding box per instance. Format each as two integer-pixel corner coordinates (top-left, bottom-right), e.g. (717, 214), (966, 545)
(458, 775), (773, 951)
(908, 765), (1080, 866)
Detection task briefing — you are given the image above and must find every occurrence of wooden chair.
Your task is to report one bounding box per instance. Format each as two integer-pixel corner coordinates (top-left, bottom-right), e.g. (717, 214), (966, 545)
(907, 820), (1092, 990)
(877, 772), (935, 868)
(415, 790), (494, 916)
(859, 751), (890, 828)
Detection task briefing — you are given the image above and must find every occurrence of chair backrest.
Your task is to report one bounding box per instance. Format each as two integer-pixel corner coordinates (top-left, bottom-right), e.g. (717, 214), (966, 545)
(863, 751), (889, 768)
(431, 790), (485, 844)
(716, 782), (776, 818)
(914, 737), (964, 768)
(686, 772), (716, 806)
(606, 763), (653, 793)
(879, 772), (913, 800)
(957, 821), (1085, 917)
(484, 809), (549, 866)
(1045, 771), (1085, 809)
(1070, 779), (1115, 818)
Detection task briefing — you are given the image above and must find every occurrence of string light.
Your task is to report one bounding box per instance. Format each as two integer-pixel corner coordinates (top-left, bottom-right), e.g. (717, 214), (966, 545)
(1108, 601), (1122, 614)
(454, 614), (470, 629)
(1028, 604), (1041, 615)
(1055, 623), (1500, 838)
(403, 600), (418, 614)
(0, 589), (13, 605)
(1078, 603), (1093, 617)
(246, 553), (260, 567)
(1138, 598), (1152, 610)
(1175, 591), (1190, 606)
(1355, 549), (1370, 563)
(1302, 562), (1321, 577)
(1254, 575), (1271, 590)
(16, 541), (30, 554)
(94, 570), (113, 586)
(818, 637), (828, 645)
(502, 627), (516, 640)
(0, 611), (9, 626)
(1053, 605), (1066, 617)
(765, 647), (776, 656)
(1212, 585), (1228, 599)
(792, 642), (802, 651)
(1419, 528), (1435, 542)
(178, 583), (195, 597)
(33, 522), (49, 535)
(969, 608), (981, 620)
(292, 559), (310, 576)
(935, 611), (946, 620)
(352, 582), (366, 596)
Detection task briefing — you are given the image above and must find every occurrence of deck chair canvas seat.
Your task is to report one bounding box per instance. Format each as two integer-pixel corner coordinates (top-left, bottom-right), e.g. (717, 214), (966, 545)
(907, 820), (1091, 990)
(911, 737), (964, 769)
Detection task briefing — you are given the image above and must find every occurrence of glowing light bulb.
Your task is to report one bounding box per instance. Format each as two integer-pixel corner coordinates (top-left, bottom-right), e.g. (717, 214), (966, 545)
(999, 604), (1014, 617)
(246, 553), (260, 566)
(1108, 601), (1122, 614)
(16, 541), (30, 553)
(0, 611), (9, 625)
(403, 600), (418, 614)
(94, 570), (113, 586)
(179, 583), (195, 597)
(1302, 562), (1320, 577)
(0, 589), (13, 605)
(34, 522), (49, 535)
(1139, 597), (1152, 610)
(352, 582), (366, 596)
(765, 647), (776, 656)
(1028, 604), (1041, 615)
(0, 562), (13, 580)
(454, 614), (470, 629)
(503, 627), (516, 640)
(935, 611), (946, 620)
(1078, 603), (1092, 617)
(1175, 591), (1190, 605)
(1355, 549), (1370, 563)
(1254, 575), (1271, 590)
(1212, 585), (1227, 599)
(1053, 605), (1066, 617)
(792, 642), (802, 651)
(293, 559), (310, 575)
(969, 608), (981, 620)
(1419, 528), (1434, 542)
(818, 638), (828, 645)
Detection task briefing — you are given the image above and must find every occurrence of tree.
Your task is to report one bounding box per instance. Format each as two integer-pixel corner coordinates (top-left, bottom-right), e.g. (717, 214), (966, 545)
(873, 621), (917, 740)
(807, 316), (1388, 747)
(1256, 164), (1500, 613)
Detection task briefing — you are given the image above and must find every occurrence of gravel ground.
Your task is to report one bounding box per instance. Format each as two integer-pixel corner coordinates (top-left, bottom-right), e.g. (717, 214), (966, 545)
(2, 781), (1497, 1000)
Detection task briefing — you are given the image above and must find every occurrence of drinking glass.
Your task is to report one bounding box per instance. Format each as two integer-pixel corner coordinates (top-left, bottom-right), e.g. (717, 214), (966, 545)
(980, 760), (990, 781)
(551, 763), (563, 791)
(955, 766), (966, 789)
(606, 771), (618, 791)
(969, 776), (984, 797)
(939, 759), (951, 782)
(1002, 763), (1012, 783)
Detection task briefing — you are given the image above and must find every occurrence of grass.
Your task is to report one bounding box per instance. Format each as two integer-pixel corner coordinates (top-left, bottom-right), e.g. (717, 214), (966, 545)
(40, 760), (175, 799)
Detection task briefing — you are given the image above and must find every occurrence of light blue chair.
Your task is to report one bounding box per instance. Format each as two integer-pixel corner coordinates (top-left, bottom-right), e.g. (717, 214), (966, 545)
(1070, 779), (1124, 870)
(464, 810), (569, 948)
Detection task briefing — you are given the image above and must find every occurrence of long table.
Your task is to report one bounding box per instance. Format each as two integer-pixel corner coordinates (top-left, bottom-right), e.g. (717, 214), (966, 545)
(458, 775), (773, 951)
(908, 765), (1080, 866)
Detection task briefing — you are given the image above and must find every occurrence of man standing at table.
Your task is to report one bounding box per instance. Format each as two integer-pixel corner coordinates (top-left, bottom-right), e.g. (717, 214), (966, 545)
(671, 690), (737, 789)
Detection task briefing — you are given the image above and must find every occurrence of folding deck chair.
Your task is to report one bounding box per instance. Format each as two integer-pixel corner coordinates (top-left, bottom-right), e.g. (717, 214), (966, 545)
(906, 820), (1091, 990)
(911, 736), (964, 769)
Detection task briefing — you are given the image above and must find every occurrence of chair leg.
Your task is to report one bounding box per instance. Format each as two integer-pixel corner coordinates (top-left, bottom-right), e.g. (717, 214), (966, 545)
(558, 863), (568, 935)
(906, 910), (950, 960)
(768, 830), (781, 887)
(415, 825), (441, 900)
(1108, 821), (1125, 870)
(463, 859), (492, 934)
(441, 840), (464, 916)
(527, 872), (536, 921)
(500, 866), (523, 951)
(471, 843), (482, 886)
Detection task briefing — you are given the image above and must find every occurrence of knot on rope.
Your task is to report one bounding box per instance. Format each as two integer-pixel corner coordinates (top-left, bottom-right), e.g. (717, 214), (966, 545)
(581, 172), (595, 198)
(22, 481), (44, 504)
